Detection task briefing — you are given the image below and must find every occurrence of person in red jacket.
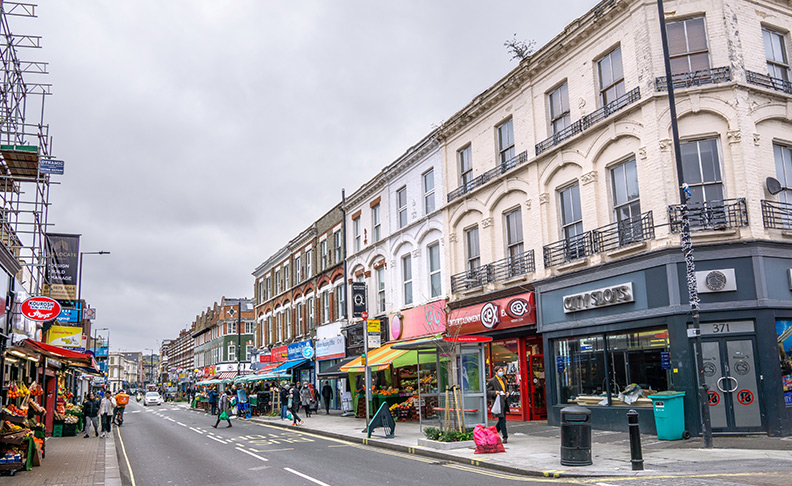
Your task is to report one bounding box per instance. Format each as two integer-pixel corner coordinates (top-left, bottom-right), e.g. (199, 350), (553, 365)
(113, 390), (129, 425)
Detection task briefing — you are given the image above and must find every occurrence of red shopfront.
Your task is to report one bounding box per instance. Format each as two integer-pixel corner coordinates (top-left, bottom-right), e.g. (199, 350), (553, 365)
(448, 292), (545, 421)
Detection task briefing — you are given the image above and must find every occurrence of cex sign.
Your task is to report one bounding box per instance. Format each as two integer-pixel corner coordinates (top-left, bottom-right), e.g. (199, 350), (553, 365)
(21, 297), (61, 322)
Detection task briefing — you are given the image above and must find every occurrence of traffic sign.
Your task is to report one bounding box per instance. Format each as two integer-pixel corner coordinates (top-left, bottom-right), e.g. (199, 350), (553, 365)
(361, 311), (368, 320)
(367, 319), (380, 333)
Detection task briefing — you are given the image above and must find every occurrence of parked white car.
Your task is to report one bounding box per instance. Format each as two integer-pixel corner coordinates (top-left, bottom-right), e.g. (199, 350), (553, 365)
(144, 392), (162, 406)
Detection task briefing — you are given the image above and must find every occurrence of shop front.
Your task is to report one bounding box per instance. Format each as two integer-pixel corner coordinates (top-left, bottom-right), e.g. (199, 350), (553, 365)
(447, 291), (544, 422)
(316, 322), (346, 410)
(537, 243), (792, 436)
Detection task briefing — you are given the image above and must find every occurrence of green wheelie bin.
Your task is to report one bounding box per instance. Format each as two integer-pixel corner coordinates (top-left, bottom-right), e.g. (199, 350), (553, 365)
(647, 391), (689, 440)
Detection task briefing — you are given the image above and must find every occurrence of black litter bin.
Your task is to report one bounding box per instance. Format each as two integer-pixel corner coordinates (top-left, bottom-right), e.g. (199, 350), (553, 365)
(560, 405), (592, 466)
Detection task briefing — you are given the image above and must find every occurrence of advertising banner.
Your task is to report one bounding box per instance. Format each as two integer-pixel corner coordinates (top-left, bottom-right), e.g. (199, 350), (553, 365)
(56, 307), (80, 323)
(351, 282), (367, 318)
(271, 345), (289, 363)
(316, 335), (345, 361)
(43, 233), (80, 300)
(46, 325), (83, 348)
(287, 340), (314, 360)
(390, 299), (446, 341)
(447, 292), (535, 336)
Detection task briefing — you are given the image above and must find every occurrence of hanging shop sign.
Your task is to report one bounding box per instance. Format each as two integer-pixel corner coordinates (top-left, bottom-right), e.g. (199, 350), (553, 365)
(316, 335), (345, 361)
(46, 325), (82, 348)
(203, 366), (216, 376)
(258, 349), (272, 363)
(56, 307), (80, 323)
(42, 233), (80, 300)
(287, 340), (314, 361)
(351, 282), (367, 318)
(562, 282), (634, 313)
(391, 299), (446, 341)
(447, 292), (535, 336)
(20, 296), (61, 322)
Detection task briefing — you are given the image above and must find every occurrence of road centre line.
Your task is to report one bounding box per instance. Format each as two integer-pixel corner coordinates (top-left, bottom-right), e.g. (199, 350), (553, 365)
(235, 447), (269, 462)
(207, 435), (227, 444)
(189, 427), (205, 434)
(284, 467), (331, 486)
(176, 422), (187, 427)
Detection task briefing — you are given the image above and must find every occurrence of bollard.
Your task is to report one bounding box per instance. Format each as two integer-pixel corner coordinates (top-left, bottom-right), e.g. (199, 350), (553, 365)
(627, 409), (644, 471)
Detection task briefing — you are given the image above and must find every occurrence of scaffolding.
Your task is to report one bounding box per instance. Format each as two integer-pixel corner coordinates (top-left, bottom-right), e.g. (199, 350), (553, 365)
(0, 1), (55, 294)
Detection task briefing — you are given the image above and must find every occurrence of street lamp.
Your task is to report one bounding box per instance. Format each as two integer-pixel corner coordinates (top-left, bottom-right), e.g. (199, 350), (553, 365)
(92, 327), (109, 392)
(77, 251), (110, 320)
(144, 348), (154, 388)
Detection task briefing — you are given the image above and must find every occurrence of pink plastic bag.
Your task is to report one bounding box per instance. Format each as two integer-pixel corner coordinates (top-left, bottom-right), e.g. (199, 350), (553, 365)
(473, 424), (506, 454)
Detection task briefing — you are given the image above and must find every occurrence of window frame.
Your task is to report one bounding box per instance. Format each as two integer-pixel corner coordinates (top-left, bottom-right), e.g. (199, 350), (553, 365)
(597, 46), (625, 105)
(402, 253), (413, 306)
(376, 266), (386, 314)
(459, 145), (473, 188)
(428, 242), (442, 298)
(680, 137), (724, 205)
(334, 230), (342, 264)
(353, 217), (361, 252)
(372, 204), (381, 242)
(306, 249), (312, 278)
(666, 16), (710, 75)
(548, 82), (571, 135)
(465, 226), (480, 271)
(295, 255), (302, 282)
(504, 208), (524, 259)
(423, 168), (435, 215)
(763, 27), (790, 81)
(321, 239), (328, 270)
(559, 183), (584, 241)
(397, 187), (407, 229)
(497, 118), (515, 165)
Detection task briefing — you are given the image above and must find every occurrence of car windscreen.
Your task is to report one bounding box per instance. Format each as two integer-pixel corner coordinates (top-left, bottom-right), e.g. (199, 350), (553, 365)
(145, 393), (159, 398)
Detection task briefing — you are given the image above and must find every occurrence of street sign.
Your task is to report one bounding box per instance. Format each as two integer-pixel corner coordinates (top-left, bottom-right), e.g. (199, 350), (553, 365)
(20, 296), (61, 322)
(39, 159), (65, 175)
(352, 282), (367, 318)
(361, 312), (368, 320)
(443, 335), (493, 343)
(367, 333), (381, 349)
(367, 319), (381, 333)
(83, 307), (96, 320)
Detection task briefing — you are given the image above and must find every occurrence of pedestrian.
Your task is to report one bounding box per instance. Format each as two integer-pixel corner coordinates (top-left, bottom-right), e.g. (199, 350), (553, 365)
(486, 366), (510, 444)
(213, 390), (233, 428)
(321, 380), (333, 414)
(290, 383), (303, 426)
(300, 382), (313, 418)
(82, 392), (100, 438)
(208, 387), (218, 415)
(99, 391), (116, 438)
(279, 385), (289, 420)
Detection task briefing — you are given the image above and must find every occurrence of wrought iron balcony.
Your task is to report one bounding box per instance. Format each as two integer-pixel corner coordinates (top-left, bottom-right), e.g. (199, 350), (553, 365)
(761, 199), (792, 229)
(668, 198), (748, 232)
(536, 87), (641, 156)
(447, 151), (528, 203)
(655, 66), (731, 92)
(489, 250), (535, 283)
(543, 232), (595, 268)
(450, 265), (491, 293)
(746, 70), (792, 96)
(592, 211), (655, 253)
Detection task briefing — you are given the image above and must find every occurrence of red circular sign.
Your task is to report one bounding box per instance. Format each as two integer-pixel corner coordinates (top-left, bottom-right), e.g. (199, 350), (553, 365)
(737, 389), (754, 406)
(707, 390), (720, 406)
(361, 312), (368, 320)
(20, 296), (61, 322)
(444, 336), (494, 343)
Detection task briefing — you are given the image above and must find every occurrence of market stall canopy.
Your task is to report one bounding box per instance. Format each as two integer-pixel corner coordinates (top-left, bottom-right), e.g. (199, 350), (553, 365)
(255, 362), (281, 375)
(197, 379), (222, 386)
(270, 358), (309, 374)
(340, 342), (408, 373)
(18, 339), (98, 370)
(317, 356), (357, 377)
(390, 334), (447, 351)
(244, 372), (290, 382)
(216, 371), (247, 382)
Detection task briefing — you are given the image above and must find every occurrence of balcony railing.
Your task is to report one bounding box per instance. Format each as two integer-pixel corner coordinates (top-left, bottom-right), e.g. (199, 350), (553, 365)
(450, 249), (536, 293)
(761, 199), (792, 229)
(447, 151), (528, 202)
(746, 70), (792, 96)
(592, 211), (655, 253)
(543, 232), (596, 268)
(655, 66), (731, 92)
(536, 87), (641, 156)
(668, 198), (748, 232)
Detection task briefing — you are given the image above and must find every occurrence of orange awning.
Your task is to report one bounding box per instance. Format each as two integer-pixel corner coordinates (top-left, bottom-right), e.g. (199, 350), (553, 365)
(340, 342), (408, 373)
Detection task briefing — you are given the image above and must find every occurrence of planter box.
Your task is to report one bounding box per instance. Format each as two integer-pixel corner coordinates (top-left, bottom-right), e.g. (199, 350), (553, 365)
(417, 438), (475, 450)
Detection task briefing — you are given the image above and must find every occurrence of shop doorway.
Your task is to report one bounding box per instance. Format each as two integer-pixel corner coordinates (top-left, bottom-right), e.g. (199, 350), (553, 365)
(697, 322), (764, 434)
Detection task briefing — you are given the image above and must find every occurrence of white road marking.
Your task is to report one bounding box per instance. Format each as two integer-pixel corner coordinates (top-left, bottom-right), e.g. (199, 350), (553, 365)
(284, 467), (331, 486)
(235, 447), (269, 461)
(176, 422), (187, 427)
(207, 435), (227, 444)
(189, 427), (205, 434)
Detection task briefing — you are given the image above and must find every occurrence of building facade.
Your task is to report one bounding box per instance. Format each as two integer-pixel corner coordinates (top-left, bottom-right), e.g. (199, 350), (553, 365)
(192, 298), (255, 380)
(108, 352), (138, 393)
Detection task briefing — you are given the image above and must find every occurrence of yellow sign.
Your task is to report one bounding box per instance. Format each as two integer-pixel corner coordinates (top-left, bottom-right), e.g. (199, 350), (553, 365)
(367, 319), (381, 333)
(46, 325), (83, 348)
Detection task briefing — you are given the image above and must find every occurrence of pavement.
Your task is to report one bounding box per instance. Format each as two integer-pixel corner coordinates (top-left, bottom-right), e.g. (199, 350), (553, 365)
(176, 401), (792, 479)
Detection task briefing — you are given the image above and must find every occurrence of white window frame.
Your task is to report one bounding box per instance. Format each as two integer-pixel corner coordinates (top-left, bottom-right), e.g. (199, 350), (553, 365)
(548, 82), (570, 135)
(321, 240), (328, 270)
(459, 145), (473, 188)
(402, 254), (413, 306)
(308, 298), (316, 330)
(428, 242), (441, 298)
(284, 263), (290, 289)
(376, 267), (386, 313)
(597, 46), (625, 105)
(465, 226), (480, 271)
(286, 307), (292, 339)
(228, 343), (236, 362)
(763, 27), (790, 81)
(306, 249), (312, 278)
(497, 119), (515, 165)
(397, 187), (407, 228)
(353, 218), (361, 252)
(295, 255), (302, 282)
(334, 230), (342, 264)
(372, 204), (381, 242)
(423, 169), (435, 215)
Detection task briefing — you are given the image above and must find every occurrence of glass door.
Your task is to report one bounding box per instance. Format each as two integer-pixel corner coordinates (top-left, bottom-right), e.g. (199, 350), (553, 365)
(529, 354), (547, 420)
(460, 344), (486, 426)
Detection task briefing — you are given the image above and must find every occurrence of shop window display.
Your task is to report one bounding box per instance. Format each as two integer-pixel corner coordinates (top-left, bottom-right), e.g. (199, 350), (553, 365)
(489, 340), (522, 413)
(777, 320), (792, 406)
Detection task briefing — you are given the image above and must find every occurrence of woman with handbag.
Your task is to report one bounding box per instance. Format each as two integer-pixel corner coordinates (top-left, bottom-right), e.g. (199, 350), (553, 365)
(486, 366), (510, 444)
(213, 390), (233, 428)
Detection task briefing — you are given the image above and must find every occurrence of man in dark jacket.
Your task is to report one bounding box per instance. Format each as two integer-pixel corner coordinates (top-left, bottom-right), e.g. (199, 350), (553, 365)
(289, 383), (303, 426)
(486, 366), (510, 444)
(321, 381), (333, 414)
(279, 385), (288, 420)
(82, 392), (100, 438)
(207, 387), (218, 415)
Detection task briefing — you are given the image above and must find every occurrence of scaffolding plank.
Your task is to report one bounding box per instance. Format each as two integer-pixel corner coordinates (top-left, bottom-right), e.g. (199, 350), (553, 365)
(1, 146), (39, 177)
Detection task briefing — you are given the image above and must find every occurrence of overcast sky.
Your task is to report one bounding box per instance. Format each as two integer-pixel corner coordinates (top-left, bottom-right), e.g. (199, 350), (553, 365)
(26, 0), (595, 352)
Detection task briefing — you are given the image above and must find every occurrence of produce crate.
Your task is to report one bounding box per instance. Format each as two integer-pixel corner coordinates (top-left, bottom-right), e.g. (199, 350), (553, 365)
(52, 425), (63, 438)
(62, 424), (76, 437)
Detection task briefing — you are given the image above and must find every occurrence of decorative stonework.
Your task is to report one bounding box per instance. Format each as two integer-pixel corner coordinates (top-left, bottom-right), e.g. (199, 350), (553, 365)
(581, 170), (598, 185)
(753, 133), (761, 146)
(727, 130), (742, 144)
(481, 217), (494, 228)
(578, 97), (586, 110)
(659, 139), (672, 152)
(412, 249), (421, 258)
(539, 193), (549, 205)
(639, 146), (647, 159)
(524, 199), (532, 210)
(449, 233), (457, 243)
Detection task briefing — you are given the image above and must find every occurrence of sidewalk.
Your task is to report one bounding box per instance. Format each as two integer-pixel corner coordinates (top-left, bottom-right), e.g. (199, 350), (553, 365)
(177, 401), (792, 479)
(0, 431), (120, 485)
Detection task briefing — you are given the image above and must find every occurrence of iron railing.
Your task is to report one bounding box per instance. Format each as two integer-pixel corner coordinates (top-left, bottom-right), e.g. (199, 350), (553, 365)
(592, 211), (655, 253)
(761, 199), (792, 229)
(746, 70), (792, 96)
(655, 66), (731, 91)
(447, 151), (528, 202)
(450, 265), (491, 293)
(489, 250), (535, 283)
(543, 232), (595, 268)
(668, 198), (748, 232)
(536, 87), (641, 156)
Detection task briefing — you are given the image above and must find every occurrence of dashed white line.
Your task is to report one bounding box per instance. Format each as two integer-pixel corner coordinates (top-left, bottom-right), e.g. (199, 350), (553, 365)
(176, 422), (187, 427)
(189, 427), (205, 434)
(284, 467), (330, 486)
(207, 435), (227, 444)
(235, 447), (269, 461)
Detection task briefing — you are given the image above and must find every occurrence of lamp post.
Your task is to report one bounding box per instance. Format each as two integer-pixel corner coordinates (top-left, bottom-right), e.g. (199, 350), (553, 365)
(77, 251), (110, 320)
(92, 327), (108, 392)
(144, 348), (154, 388)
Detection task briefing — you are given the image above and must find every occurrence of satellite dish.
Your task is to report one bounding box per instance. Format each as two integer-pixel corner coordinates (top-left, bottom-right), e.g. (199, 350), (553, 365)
(766, 177), (783, 195)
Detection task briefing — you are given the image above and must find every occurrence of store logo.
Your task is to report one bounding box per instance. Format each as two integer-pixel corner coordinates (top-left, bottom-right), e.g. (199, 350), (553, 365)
(563, 282), (634, 313)
(480, 302), (499, 329)
(505, 298), (531, 319)
(21, 296), (61, 322)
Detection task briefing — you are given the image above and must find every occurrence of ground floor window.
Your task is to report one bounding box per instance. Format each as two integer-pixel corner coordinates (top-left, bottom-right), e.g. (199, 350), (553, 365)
(777, 320), (792, 406)
(555, 327), (670, 406)
(488, 339), (522, 414)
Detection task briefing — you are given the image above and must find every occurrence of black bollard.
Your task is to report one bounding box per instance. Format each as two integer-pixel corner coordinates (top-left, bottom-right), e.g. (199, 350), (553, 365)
(627, 409), (644, 471)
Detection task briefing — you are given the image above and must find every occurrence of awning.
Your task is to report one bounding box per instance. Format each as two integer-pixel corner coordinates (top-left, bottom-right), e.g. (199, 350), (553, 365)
(340, 343), (408, 373)
(16, 339), (98, 371)
(197, 379), (222, 386)
(255, 362), (282, 375)
(271, 359), (309, 374)
(216, 371), (247, 382)
(317, 356), (357, 377)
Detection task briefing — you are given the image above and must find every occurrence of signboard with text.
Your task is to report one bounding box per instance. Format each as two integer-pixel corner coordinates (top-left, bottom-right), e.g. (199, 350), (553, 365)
(351, 282), (367, 318)
(391, 300), (446, 341)
(43, 233), (80, 300)
(447, 292), (535, 336)
(316, 335), (345, 361)
(46, 325), (83, 348)
(287, 340), (314, 361)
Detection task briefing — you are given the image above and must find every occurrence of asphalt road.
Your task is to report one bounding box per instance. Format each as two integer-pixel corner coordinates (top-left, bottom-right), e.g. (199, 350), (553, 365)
(113, 401), (790, 486)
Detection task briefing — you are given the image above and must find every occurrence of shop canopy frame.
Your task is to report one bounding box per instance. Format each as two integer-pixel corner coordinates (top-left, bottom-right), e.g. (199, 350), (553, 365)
(16, 339), (99, 372)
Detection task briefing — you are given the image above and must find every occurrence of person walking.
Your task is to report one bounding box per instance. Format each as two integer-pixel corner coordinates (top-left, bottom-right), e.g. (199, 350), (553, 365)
(289, 383), (303, 426)
(207, 387), (218, 415)
(113, 389), (129, 426)
(300, 382), (313, 418)
(321, 381), (333, 414)
(279, 385), (289, 420)
(99, 391), (116, 439)
(213, 390), (233, 428)
(486, 366), (510, 444)
(82, 392), (100, 438)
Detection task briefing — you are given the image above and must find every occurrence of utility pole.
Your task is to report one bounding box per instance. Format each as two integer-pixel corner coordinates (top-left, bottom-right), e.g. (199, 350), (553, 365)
(237, 299), (242, 377)
(656, 0), (712, 448)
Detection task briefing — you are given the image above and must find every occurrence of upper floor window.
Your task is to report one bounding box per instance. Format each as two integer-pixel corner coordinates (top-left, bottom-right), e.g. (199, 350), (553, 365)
(402, 254), (413, 306)
(680, 138), (723, 204)
(459, 146), (473, 188)
(286, 308), (292, 339)
(423, 169), (435, 214)
(397, 187), (407, 228)
(322, 290), (330, 324)
(306, 249), (312, 278)
(321, 240), (328, 270)
(257, 280), (264, 303)
(284, 264), (290, 289)
(334, 230), (342, 264)
(611, 158), (641, 223)
(428, 243), (442, 298)
(376, 266), (386, 313)
(333, 285), (345, 320)
(308, 298), (316, 330)
(372, 204), (381, 242)
(297, 303), (304, 335)
(295, 255), (302, 282)
(667, 16), (709, 75)
(559, 183), (583, 240)
(353, 217), (361, 252)
(773, 144), (792, 205)
(275, 270), (281, 293)
(504, 208), (524, 259)
(497, 119), (515, 164)
(245, 321), (255, 334)
(465, 226), (480, 271)
(548, 83), (570, 135)
(276, 313), (283, 342)
(228, 344), (235, 362)
(597, 46), (625, 105)
(763, 28), (790, 81)
(265, 276), (271, 299)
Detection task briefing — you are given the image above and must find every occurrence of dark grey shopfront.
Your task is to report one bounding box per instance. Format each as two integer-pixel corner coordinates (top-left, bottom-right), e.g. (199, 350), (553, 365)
(537, 241), (792, 437)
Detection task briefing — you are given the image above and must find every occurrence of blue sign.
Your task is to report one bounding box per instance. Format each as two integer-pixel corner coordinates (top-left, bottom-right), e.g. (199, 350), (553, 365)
(287, 340), (314, 361)
(660, 352), (671, 370)
(580, 344), (593, 351)
(785, 392), (792, 406)
(39, 159), (65, 175)
(95, 346), (109, 358)
(64, 346), (86, 353)
(56, 308), (80, 323)
(556, 357), (565, 373)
